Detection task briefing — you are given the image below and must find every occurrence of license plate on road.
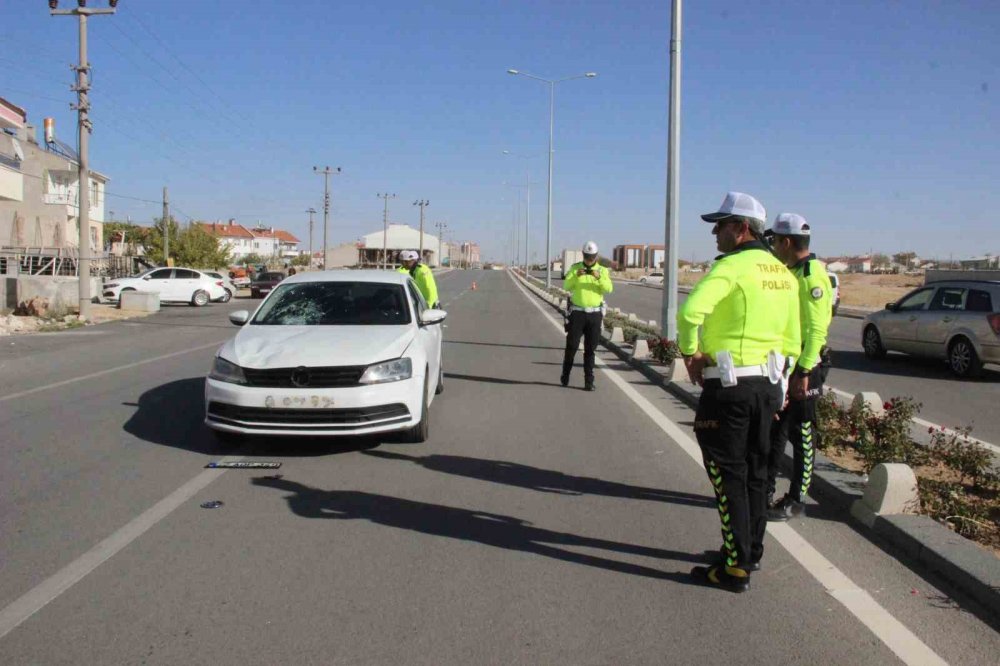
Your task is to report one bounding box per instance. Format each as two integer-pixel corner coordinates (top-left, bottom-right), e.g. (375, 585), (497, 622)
(264, 395), (334, 408)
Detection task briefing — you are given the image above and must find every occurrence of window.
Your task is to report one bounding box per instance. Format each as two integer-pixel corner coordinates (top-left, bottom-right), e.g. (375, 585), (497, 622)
(149, 269), (173, 279)
(929, 287), (965, 311)
(966, 289), (994, 313)
(406, 281), (427, 316)
(174, 269), (198, 279)
(896, 288), (933, 312)
(252, 282), (410, 326)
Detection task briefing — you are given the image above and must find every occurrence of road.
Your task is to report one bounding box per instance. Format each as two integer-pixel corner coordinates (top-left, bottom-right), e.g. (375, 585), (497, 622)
(1, 269), (997, 664)
(532, 271), (1000, 444)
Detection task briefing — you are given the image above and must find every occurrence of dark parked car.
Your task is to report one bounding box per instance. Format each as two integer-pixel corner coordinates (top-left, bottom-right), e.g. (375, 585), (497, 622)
(250, 271), (286, 299)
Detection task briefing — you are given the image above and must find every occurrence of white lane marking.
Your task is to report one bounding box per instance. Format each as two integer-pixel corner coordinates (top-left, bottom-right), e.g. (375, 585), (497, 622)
(509, 271), (949, 666)
(827, 386), (1000, 456)
(0, 456), (243, 640)
(0, 340), (227, 404)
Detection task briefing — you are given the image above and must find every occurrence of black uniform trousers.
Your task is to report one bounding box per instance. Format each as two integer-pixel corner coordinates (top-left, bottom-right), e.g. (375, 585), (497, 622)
(562, 310), (602, 383)
(694, 376), (782, 568)
(767, 364), (826, 502)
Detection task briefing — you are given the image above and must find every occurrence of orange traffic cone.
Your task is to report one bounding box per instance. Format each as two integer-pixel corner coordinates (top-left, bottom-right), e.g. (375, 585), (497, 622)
(471, 281), (478, 291)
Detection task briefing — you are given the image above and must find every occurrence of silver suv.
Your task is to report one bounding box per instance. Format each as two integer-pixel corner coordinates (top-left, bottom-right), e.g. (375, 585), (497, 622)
(862, 280), (1000, 377)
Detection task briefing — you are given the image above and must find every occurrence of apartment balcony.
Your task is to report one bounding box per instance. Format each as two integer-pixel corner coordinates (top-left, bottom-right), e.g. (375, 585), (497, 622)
(0, 157), (23, 202)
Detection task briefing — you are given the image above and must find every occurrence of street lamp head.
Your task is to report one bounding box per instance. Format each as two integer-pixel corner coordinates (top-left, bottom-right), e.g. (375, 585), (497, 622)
(585, 72), (597, 78)
(507, 69), (519, 75)
(109, 0), (118, 6)
(77, 0), (85, 7)
(49, 0), (58, 8)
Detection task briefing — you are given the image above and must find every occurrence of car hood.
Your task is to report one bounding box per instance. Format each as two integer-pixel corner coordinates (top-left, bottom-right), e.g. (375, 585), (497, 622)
(223, 325), (416, 368)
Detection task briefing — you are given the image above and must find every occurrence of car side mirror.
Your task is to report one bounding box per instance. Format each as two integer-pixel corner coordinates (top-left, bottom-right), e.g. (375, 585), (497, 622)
(420, 309), (447, 326)
(229, 310), (250, 326)
(142, 276), (151, 280)
(885, 302), (898, 312)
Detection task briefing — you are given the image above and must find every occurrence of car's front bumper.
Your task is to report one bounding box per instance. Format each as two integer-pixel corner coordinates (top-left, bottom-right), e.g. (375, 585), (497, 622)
(204, 375), (423, 436)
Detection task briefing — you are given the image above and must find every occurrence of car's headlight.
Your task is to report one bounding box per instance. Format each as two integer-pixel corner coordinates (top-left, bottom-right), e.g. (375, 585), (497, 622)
(209, 356), (248, 385)
(359, 358), (412, 385)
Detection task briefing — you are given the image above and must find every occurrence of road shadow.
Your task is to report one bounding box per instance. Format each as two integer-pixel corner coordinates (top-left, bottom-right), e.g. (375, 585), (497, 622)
(833, 351), (1000, 382)
(445, 340), (564, 351)
(123, 377), (384, 457)
(362, 450), (714, 507)
(443, 372), (563, 388)
(252, 476), (704, 582)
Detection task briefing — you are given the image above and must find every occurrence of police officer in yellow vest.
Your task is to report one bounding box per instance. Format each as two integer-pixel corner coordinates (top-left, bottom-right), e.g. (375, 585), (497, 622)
(561, 241), (613, 391)
(678, 192), (801, 592)
(764, 214), (834, 521)
(398, 250), (440, 308)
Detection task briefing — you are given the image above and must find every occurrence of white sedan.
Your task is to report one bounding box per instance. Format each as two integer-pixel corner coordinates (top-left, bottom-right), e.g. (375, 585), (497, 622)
(639, 272), (664, 285)
(205, 271), (446, 443)
(102, 267), (228, 306)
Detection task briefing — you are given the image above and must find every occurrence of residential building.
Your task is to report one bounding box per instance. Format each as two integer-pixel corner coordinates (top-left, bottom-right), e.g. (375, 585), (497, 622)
(847, 256), (872, 273)
(612, 243), (665, 270)
(199, 220), (300, 261)
(358, 224), (441, 267)
(0, 99), (107, 258)
(825, 259), (849, 273)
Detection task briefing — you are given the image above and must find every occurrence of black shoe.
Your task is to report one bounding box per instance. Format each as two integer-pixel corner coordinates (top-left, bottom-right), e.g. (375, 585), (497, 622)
(716, 548), (761, 572)
(560, 374), (569, 387)
(584, 381), (595, 391)
(691, 564), (750, 593)
(767, 495), (806, 522)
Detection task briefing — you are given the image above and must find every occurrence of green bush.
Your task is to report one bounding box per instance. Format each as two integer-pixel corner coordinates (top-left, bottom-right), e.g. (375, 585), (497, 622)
(851, 397), (928, 472)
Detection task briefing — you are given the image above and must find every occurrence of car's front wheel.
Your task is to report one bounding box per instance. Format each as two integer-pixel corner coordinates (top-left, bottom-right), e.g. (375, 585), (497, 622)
(219, 289), (233, 303)
(403, 374), (430, 443)
(948, 337), (983, 378)
(639, 277), (647, 284)
(863, 325), (887, 359)
(191, 290), (210, 307)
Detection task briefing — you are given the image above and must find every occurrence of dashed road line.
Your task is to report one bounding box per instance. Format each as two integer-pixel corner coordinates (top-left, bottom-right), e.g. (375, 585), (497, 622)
(509, 271), (948, 666)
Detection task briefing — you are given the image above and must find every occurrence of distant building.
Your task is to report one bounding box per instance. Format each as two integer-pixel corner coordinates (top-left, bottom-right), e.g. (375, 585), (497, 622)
(199, 220), (300, 260)
(612, 244), (665, 270)
(826, 259), (849, 273)
(960, 254), (999, 270)
(847, 256), (872, 273)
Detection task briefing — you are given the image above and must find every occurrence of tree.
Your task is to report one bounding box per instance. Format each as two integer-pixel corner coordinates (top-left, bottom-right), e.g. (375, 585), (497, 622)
(291, 254), (310, 267)
(143, 216), (180, 264)
(871, 253), (891, 268)
(174, 225), (233, 268)
(892, 252), (917, 267)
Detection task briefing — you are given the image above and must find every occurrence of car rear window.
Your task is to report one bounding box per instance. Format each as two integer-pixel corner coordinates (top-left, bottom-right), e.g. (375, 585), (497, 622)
(252, 282), (411, 325)
(256, 272), (285, 281)
(966, 289), (994, 312)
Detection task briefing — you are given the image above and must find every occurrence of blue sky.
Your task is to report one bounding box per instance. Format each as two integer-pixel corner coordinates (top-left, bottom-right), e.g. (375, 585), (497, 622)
(3, 0), (998, 262)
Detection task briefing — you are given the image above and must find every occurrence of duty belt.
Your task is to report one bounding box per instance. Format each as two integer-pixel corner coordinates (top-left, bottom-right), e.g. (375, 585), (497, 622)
(570, 305), (603, 313)
(703, 364), (768, 380)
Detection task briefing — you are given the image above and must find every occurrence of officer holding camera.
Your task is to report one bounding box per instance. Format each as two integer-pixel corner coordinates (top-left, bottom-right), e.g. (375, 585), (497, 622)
(561, 241), (613, 391)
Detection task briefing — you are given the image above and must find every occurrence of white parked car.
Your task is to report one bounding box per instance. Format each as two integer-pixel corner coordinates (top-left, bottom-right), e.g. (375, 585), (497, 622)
(639, 272), (664, 285)
(102, 267), (228, 306)
(205, 270), (446, 443)
(204, 271), (237, 303)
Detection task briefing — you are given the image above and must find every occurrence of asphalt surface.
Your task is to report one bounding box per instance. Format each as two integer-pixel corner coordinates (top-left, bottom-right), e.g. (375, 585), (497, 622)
(1, 269), (998, 664)
(531, 271), (1000, 444)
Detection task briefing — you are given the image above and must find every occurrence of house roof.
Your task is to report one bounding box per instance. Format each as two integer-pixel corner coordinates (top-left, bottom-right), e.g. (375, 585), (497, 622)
(248, 227), (301, 243)
(198, 222), (254, 239)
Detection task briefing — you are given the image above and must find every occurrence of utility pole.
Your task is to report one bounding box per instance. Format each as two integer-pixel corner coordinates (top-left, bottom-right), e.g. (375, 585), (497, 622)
(162, 186), (169, 264)
(313, 166), (341, 269)
(434, 221), (448, 268)
(413, 200), (429, 260)
(50, 0), (118, 319)
(524, 173), (530, 274)
(378, 193), (396, 269)
(306, 207), (316, 267)
(660, 0), (682, 340)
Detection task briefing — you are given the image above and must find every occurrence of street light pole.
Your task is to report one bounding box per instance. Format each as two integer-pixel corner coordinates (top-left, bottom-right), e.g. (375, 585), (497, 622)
(306, 207), (316, 267)
(507, 68), (597, 288)
(313, 166), (341, 269)
(660, 0), (682, 340)
(413, 200), (429, 260)
(50, 0), (118, 319)
(378, 193), (396, 269)
(434, 221), (448, 268)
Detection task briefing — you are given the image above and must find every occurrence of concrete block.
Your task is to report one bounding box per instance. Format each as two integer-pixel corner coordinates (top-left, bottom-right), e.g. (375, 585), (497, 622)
(632, 338), (651, 360)
(120, 290), (160, 312)
(649, 320), (658, 328)
(16, 276), (102, 317)
(611, 307), (621, 315)
(610, 327), (625, 343)
(850, 463), (919, 528)
(627, 313), (639, 322)
(668, 357), (689, 383)
(853, 391), (885, 416)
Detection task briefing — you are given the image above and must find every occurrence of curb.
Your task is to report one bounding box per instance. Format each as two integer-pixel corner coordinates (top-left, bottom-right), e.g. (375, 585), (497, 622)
(511, 270), (1000, 617)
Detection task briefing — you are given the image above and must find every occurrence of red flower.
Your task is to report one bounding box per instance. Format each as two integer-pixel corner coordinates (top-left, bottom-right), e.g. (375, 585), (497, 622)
(928, 427), (934, 434)
(883, 401), (892, 410)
